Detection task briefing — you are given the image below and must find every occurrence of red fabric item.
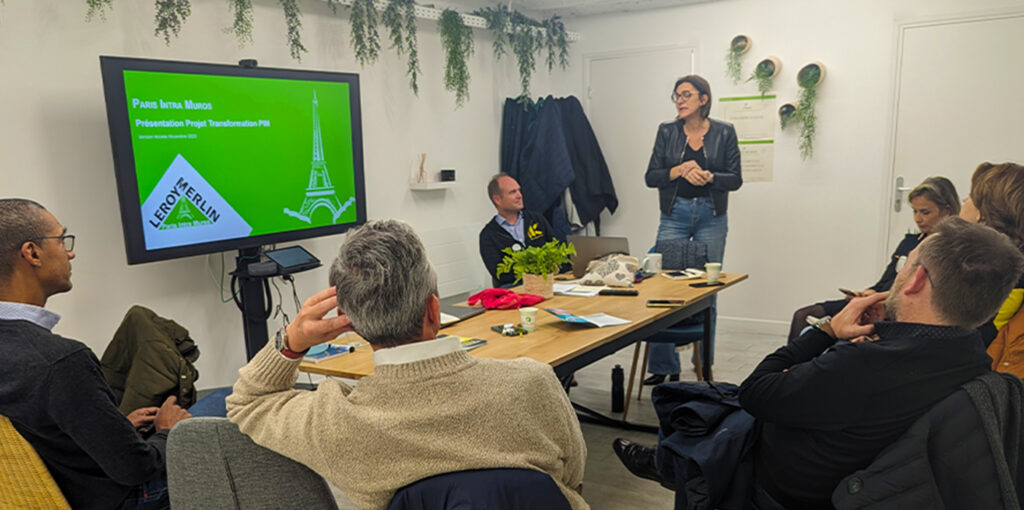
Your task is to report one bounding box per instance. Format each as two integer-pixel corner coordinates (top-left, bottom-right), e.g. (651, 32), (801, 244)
(467, 288), (546, 309)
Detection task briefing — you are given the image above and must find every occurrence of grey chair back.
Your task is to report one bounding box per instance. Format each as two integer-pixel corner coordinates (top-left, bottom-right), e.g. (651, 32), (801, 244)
(167, 417), (339, 510)
(654, 239), (708, 270)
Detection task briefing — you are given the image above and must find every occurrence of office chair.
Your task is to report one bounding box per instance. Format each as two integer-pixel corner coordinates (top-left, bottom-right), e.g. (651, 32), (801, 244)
(0, 414), (70, 510)
(387, 468), (572, 510)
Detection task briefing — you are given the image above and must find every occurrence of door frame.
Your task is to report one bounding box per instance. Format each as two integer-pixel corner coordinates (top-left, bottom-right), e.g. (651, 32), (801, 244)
(582, 43), (698, 114)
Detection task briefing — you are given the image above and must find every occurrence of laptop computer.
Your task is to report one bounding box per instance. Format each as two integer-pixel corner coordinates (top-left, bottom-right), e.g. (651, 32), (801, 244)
(567, 235), (631, 278)
(439, 292), (485, 327)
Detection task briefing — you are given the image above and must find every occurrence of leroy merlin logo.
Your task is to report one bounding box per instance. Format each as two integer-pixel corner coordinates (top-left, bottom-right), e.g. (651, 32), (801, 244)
(141, 154), (252, 250)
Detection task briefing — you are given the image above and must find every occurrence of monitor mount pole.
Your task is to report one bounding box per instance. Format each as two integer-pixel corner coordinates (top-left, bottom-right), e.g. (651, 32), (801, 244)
(235, 246), (270, 360)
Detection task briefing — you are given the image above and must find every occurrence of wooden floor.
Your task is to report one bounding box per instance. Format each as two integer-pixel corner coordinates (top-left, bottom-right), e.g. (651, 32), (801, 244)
(329, 322), (785, 509)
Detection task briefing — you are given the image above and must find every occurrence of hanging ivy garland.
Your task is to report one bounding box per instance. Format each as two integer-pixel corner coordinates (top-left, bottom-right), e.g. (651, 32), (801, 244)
(226, 0), (254, 45)
(476, 6), (571, 97)
(350, 0), (381, 67)
(86, 0), (113, 21)
(154, 0), (191, 45)
(796, 62), (825, 160)
(279, 0), (306, 61)
(382, 0), (420, 94)
(475, 5), (511, 61)
(724, 35), (750, 85)
(542, 16), (570, 72)
(438, 9), (473, 107)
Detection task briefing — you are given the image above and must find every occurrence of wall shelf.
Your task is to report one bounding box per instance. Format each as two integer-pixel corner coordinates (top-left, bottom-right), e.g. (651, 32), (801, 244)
(410, 181), (455, 191)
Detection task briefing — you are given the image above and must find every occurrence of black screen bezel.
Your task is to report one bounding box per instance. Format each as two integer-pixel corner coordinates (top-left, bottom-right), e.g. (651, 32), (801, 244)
(99, 56), (367, 264)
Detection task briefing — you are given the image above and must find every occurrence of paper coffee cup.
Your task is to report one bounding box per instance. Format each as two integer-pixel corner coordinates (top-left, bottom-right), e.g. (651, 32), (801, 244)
(520, 307), (539, 332)
(705, 262), (722, 283)
(642, 253), (663, 273)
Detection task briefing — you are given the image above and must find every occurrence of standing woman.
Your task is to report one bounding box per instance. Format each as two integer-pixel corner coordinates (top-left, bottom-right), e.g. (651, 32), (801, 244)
(643, 75), (742, 383)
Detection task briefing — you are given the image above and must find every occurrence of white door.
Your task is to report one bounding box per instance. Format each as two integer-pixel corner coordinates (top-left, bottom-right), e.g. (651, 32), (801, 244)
(886, 12), (1024, 252)
(585, 46), (695, 254)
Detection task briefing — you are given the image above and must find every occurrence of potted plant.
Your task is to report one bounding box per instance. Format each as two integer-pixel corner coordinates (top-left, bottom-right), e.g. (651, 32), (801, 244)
(796, 61), (825, 160)
(495, 239), (576, 298)
(778, 101), (798, 130)
(724, 34), (751, 84)
(747, 56), (781, 96)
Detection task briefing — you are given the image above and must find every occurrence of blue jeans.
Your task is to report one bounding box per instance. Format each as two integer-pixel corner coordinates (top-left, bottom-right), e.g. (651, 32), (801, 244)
(120, 475), (170, 510)
(649, 197), (727, 374)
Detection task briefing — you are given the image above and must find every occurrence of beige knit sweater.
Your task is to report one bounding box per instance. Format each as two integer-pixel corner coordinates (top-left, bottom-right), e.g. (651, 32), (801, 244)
(226, 341), (589, 510)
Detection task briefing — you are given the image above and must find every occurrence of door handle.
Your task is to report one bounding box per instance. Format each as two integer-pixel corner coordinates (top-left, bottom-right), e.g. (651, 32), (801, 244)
(893, 176), (913, 212)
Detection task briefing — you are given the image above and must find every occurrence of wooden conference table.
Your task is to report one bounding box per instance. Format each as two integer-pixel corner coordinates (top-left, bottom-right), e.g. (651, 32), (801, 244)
(300, 272), (747, 429)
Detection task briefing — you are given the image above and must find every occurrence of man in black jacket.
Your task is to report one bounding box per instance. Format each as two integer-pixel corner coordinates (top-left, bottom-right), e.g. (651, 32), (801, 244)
(0, 199), (191, 510)
(478, 173), (558, 287)
(739, 217), (1024, 509)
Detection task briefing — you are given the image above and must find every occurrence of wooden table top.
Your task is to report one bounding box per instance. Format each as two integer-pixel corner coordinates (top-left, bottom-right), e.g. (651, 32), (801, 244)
(299, 272), (748, 379)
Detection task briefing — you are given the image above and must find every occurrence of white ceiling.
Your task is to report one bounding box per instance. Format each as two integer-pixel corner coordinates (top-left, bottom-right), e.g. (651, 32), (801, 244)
(437, 0), (717, 19)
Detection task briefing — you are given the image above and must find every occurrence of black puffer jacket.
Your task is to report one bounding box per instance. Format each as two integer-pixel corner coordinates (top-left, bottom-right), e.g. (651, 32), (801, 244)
(100, 305), (200, 414)
(832, 372), (1024, 510)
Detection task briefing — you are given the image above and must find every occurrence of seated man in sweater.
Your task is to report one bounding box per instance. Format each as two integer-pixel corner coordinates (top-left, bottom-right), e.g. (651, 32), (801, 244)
(0, 198), (191, 510)
(227, 219), (588, 510)
(479, 173), (559, 287)
(613, 218), (1024, 509)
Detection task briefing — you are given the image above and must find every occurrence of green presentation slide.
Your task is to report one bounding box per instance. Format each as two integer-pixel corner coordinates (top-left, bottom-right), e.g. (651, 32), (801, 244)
(122, 70), (357, 250)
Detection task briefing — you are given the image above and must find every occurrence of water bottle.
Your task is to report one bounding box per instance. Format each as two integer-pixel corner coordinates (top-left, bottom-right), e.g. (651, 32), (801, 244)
(611, 364), (624, 413)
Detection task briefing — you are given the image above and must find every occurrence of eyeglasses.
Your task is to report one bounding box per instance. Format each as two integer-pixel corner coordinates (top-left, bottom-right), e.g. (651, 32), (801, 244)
(28, 234), (75, 252)
(671, 90), (697, 102)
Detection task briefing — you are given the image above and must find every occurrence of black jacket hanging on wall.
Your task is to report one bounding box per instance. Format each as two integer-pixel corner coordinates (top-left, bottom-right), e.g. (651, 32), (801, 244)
(500, 96), (618, 234)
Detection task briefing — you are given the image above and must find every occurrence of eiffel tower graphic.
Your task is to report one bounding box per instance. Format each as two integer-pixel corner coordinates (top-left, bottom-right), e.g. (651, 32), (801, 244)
(284, 91), (355, 224)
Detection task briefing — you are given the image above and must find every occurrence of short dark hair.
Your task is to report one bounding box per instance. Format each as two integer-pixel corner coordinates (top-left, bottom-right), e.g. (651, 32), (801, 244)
(0, 199), (49, 281)
(908, 176), (960, 216)
(970, 162), (1024, 252)
(328, 219), (438, 347)
(917, 217), (1024, 329)
(487, 173), (511, 202)
(673, 75), (713, 119)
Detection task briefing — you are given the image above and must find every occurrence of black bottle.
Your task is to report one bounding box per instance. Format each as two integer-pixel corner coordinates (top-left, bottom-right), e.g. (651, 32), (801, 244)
(611, 364), (624, 413)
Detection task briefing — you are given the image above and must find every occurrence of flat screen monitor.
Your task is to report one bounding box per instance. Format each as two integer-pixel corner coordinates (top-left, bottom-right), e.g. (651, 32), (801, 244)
(99, 56), (366, 264)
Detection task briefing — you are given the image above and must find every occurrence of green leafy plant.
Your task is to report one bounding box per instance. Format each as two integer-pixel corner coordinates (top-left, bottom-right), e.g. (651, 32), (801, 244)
(747, 58), (777, 96)
(496, 239), (576, 284)
(778, 102), (798, 130)
(508, 13), (540, 96)
(154, 0), (191, 45)
(542, 16), (569, 72)
(797, 63), (823, 160)
(438, 8), (473, 107)
(280, 0), (306, 61)
(476, 7), (571, 96)
(382, 0), (420, 94)
(474, 5), (510, 61)
(724, 35), (749, 85)
(350, 0), (381, 67)
(86, 0), (114, 21)
(226, 0), (254, 46)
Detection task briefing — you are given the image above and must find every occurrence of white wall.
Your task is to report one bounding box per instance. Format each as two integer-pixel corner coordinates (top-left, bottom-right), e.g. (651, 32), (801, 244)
(547, 0), (1024, 331)
(0, 0), (533, 388)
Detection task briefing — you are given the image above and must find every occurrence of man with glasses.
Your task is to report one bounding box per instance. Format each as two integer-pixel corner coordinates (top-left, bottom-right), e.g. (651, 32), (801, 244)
(0, 198), (191, 510)
(737, 217), (1024, 509)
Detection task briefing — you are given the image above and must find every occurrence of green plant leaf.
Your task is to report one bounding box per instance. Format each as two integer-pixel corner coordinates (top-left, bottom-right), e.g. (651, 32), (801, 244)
(474, 5), (510, 61)
(439, 9), (473, 107)
(383, 0), (420, 94)
(495, 239), (576, 284)
(350, 0), (381, 67)
(725, 48), (743, 85)
(797, 84), (817, 160)
(225, 0), (254, 46)
(280, 0), (306, 61)
(86, 0), (113, 22)
(154, 0), (191, 45)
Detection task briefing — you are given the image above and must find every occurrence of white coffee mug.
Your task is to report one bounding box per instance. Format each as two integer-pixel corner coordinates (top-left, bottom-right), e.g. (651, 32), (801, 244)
(705, 262), (722, 283)
(641, 253), (663, 273)
(520, 307), (539, 332)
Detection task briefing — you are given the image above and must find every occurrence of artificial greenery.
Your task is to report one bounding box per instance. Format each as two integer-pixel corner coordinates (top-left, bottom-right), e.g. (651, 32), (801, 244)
(280, 0), (306, 61)
(226, 0), (254, 45)
(476, 6), (571, 96)
(747, 58), (776, 96)
(797, 64), (822, 160)
(496, 239), (576, 284)
(154, 0), (191, 45)
(778, 103), (798, 130)
(350, 0), (381, 67)
(725, 35), (749, 85)
(438, 9), (473, 107)
(382, 0), (420, 94)
(86, 0), (113, 21)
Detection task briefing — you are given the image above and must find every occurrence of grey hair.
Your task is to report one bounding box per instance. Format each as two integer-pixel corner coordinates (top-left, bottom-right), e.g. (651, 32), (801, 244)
(328, 219), (438, 347)
(0, 199), (49, 281)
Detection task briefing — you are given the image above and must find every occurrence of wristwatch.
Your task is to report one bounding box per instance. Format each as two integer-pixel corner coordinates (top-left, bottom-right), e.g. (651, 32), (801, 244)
(808, 315), (832, 330)
(275, 327), (307, 360)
